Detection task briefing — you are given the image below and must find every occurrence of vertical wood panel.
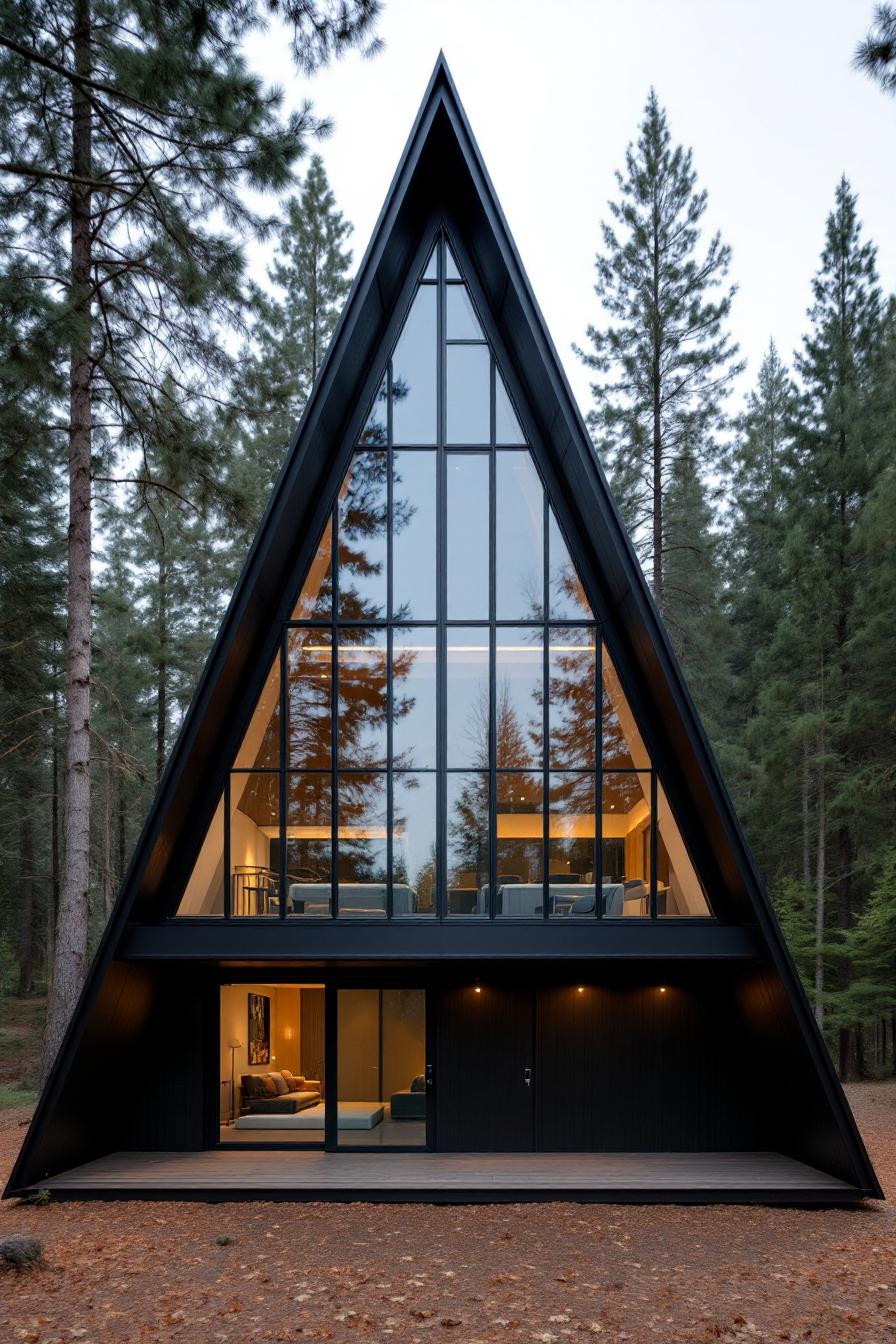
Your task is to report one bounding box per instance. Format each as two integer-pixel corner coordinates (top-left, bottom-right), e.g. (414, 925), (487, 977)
(436, 984), (533, 1151)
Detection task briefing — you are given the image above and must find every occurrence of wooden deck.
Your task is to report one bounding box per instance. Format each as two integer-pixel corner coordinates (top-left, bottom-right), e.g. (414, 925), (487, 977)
(29, 1150), (862, 1204)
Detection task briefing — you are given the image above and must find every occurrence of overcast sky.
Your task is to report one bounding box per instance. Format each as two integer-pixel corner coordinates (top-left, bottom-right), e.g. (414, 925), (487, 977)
(245, 0), (894, 414)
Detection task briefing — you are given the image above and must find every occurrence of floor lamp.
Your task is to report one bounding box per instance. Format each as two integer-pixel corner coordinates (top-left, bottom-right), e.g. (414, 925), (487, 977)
(229, 1039), (242, 1123)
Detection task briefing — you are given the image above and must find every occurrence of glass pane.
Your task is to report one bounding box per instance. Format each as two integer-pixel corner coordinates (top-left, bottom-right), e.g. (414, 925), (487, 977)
(359, 377), (387, 446)
(495, 628), (542, 768)
(447, 453), (489, 619)
(176, 795), (224, 915)
(338, 630), (387, 769)
(601, 771), (651, 917)
(392, 628), (437, 769)
(285, 774), (332, 917)
(657, 782), (712, 916)
(447, 772), (489, 915)
(219, 983), (325, 1144)
(496, 451), (544, 619)
(548, 509), (592, 619)
(445, 241), (461, 280)
(422, 245), (437, 280)
(230, 772), (280, 916)
(446, 284), (483, 340)
(446, 627), (490, 768)
(548, 774), (596, 917)
(393, 286), (437, 445)
(287, 629), (331, 769)
(495, 370), (525, 445)
(393, 772), (436, 916)
(447, 345), (490, 444)
(338, 451), (388, 620)
(496, 771), (543, 916)
(393, 451), (436, 621)
(292, 517), (333, 619)
(234, 655), (279, 769)
(337, 772), (388, 915)
(602, 646), (651, 769)
(549, 628), (596, 769)
(337, 988), (427, 1146)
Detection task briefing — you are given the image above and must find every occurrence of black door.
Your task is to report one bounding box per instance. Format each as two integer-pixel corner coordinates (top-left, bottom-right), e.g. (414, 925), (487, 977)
(435, 984), (534, 1151)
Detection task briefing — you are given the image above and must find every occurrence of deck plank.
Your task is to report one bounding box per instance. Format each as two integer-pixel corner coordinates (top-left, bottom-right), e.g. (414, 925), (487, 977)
(32, 1149), (857, 1199)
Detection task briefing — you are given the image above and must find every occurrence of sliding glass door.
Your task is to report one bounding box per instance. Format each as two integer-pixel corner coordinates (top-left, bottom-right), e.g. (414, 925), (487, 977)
(335, 987), (429, 1148)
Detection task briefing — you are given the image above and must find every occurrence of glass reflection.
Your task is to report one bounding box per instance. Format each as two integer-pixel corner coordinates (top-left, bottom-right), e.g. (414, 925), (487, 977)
(447, 345), (490, 444)
(392, 628), (436, 769)
(548, 509), (592, 619)
(285, 773), (332, 917)
(445, 243), (461, 280)
(548, 773), (596, 917)
(602, 647), (651, 769)
(287, 629), (331, 769)
(495, 629), (542, 768)
(393, 285), (437, 444)
(447, 772), (489, 915)
(602, 771), (651, 917)
(338, 630), (387, 769)
(230, 772), (280, 916)
(393, 451), (436, 620)
(447, 453), (489, 619)
(337, 772), (388, 915)
(338, 451), (388, 620)
(496, 451), (543, 619)
(496, 771), (543, 916)
(495, 370), (526, 445)
(549, 628), (596, 769)
(234, 654), (279, 769)
(359, 377), (387, 446)
(657, 782), (712, 916)
(446, 627), (490, 768)
(293, 517), (333, 619)
(393, 772), (436, 915)
(446, 284), (483, 340)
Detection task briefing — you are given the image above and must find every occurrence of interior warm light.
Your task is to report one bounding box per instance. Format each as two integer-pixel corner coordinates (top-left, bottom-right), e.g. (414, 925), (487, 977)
(577, 986), (585, 994)
(474, 985), (481, 994)
(659, 986), (667, 994)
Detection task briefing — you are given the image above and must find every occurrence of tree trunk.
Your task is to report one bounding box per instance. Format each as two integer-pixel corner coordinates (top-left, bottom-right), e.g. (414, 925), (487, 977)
(814, 731), (826, 1031)
(41, 0), (93, 1086)
(801, 739), (811, 887)
(47, 677), (61, 986)
(18, 782), (35, 997)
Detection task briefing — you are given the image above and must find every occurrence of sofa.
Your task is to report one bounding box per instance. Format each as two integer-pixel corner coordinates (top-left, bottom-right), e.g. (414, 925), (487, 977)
(240, 1070), (321, 1115)
(390, 1073), (427, 1121)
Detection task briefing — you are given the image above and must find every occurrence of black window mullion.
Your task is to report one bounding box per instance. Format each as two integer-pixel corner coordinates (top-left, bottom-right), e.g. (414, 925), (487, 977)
(223, 773), (231, 918)
(488, 442), (497, 920)
(386, 372), (394, 921)
(436, 233), (447, 921)
(650, 770), (658, 920)
(542, 491), (549, 920)
(279, 628), (287, 918)
(386, 627), (394, 921)
(331, 503), (339, 920)
(596, 630), (603, 919)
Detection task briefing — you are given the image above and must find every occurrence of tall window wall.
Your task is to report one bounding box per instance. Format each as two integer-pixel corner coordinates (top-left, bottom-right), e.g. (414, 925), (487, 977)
(176, 237), (711, 921)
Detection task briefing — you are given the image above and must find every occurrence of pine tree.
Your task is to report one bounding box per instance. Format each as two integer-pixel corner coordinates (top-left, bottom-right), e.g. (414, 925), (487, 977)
(228, 156), (353, 544)
(854, 4), (896, 95)
(0, 0), (380, 1079)
(575, 89), (742, 611)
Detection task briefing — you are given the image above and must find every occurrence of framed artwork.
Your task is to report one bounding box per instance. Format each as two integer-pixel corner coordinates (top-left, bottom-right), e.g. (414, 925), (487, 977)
(248, 992), (271, 1066)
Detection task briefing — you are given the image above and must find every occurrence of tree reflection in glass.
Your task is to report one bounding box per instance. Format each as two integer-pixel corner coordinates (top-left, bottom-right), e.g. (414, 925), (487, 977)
(549, 629), (596, 770)
(447, 772), (489, 915)
(338, 450), (388, 620)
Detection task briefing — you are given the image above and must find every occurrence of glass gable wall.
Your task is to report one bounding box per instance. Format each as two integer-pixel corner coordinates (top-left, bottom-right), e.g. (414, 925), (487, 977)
(175, 237), (711, 921)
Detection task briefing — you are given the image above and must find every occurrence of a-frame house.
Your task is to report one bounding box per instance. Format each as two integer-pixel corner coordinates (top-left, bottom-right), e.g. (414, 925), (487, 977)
(7, 59), (881, 1203)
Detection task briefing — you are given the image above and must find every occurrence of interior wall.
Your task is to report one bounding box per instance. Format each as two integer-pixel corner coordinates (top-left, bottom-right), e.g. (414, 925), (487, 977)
(219, 984), (301, 1118)
(300, 987), (325, 1085)
(382, 989), (425, 1100)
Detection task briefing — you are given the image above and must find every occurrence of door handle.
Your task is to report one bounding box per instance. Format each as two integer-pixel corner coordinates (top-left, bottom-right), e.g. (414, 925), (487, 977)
(523, 1067), (532, 1088)
(425, 1063), (433, 1089)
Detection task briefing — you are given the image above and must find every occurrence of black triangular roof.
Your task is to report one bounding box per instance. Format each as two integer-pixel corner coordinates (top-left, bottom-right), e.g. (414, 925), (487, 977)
(8, 56), (880, 1198)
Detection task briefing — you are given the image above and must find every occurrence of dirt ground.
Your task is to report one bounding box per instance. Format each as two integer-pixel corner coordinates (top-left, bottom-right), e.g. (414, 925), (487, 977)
(0, 1083), (894, 1344)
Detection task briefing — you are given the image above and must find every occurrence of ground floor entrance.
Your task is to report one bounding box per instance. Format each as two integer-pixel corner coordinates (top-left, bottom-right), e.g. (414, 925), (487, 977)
(217, 969), (756, 1156)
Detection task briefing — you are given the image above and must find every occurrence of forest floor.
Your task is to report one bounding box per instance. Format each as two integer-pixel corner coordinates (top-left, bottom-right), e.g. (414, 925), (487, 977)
(0, 996), (43, 1110)
(0, 1082), (893, 1344)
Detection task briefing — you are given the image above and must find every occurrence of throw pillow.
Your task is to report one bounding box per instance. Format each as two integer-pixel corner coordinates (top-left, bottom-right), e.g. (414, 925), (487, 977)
(244, 1075), (265, 1099)
(282, 1070), (305, 1091)
(269, 1073), (289, 1096)
(259, 1074), (278, 1098)
(410, 1074), (426, 1093)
